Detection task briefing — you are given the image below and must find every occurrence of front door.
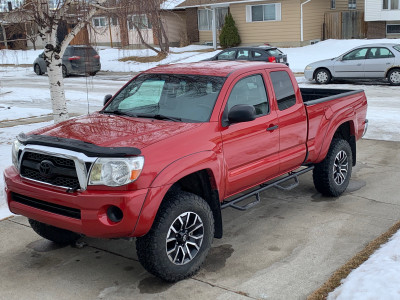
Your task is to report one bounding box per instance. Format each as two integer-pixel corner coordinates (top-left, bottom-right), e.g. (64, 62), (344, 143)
(334, 47), (368, 78)
(221, 72), (280, 197)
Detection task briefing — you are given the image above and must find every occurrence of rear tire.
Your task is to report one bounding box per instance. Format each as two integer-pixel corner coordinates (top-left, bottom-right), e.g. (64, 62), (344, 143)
(34, 64), (43, 75)
(29, 219), (80, 245)
(314, 68), (331, 84)
(313, 138), (352, 197)
(62, 65), (68, 78)
(136, 191), (214, 282)
(387, 68), (400, 86)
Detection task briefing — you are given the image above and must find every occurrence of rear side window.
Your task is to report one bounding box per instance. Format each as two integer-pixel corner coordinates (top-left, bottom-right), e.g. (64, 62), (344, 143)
(266, 48), (283, 56)
(227, 74), (269, 116)
(394, 45), (400, 52)
(368, 47), (394, 59)
(73, 47), (98, 57)
(270, 71), (296, 111)
(236, 49), (250, 59)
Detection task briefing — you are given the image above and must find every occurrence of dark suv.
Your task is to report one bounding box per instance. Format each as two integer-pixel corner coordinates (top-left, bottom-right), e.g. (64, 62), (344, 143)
(205, 46), (289, 66)
(33, 45), (101, 77)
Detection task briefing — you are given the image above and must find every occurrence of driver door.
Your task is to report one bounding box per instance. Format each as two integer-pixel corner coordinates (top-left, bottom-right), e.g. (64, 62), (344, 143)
(334, 47), (368, 78)
(221, 72), (280, 197)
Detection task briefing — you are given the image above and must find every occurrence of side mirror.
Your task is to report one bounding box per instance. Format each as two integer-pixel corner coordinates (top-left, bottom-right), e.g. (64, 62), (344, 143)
(228, 104), (256, 124)
(103, 94), (113, 106)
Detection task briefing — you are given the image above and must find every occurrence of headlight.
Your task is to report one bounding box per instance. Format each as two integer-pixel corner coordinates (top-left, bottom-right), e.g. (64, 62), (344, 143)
(88, 156), (144, 187)
(305, 65), (313, 70)
(12, 140), (21, 169)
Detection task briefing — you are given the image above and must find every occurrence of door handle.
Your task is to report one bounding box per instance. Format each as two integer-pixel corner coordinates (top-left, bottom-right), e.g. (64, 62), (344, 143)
(267, 125), (279, 131)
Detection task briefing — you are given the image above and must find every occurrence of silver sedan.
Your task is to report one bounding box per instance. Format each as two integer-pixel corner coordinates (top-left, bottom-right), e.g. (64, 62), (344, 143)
(304, 43), (400, 85)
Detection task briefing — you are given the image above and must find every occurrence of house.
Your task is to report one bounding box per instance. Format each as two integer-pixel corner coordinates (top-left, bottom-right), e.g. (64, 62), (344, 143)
(365, 0), (400, 38)
(175, 0), (366, 47)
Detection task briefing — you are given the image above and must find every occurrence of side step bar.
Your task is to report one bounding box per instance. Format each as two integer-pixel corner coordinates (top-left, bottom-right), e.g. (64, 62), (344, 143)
(221, 166), (314, 211)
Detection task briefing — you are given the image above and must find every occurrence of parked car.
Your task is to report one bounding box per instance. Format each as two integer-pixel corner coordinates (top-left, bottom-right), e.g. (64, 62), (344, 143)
(33, 45), (101, 77)
(4, 61), (367, 282)
(304, 43), (400, 85)
(205, 46), (289, 66)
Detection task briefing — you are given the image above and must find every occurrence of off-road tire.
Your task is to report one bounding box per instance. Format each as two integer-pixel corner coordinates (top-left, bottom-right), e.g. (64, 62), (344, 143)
(136, 191), (214, 282)
(62, 65), (68, 78)
(34, 64), (43, 75)
(313, 138), (352, 197)
(29, 219), (80, 245)
(387, 68), (400, 86)
(314, 68), (332, 84)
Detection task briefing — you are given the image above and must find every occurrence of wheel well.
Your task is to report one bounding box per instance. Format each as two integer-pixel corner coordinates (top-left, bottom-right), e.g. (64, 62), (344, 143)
(169, 170), (223, 239)
(313, 67), (331, 79)
(386, 67), (400, 77)
(333, 122), (356, 166)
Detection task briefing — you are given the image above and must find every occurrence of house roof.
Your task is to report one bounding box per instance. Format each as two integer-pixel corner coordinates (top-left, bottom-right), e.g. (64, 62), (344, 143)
(176, 0), (267, 9)
(160, 0), (187, 10)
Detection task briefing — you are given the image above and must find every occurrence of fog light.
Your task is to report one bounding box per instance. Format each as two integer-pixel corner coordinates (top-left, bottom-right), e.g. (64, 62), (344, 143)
(107, 206), (123, 223)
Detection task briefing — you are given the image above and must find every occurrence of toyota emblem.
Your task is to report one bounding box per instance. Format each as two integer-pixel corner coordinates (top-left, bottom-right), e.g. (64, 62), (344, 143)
(39, 160), (54, 178)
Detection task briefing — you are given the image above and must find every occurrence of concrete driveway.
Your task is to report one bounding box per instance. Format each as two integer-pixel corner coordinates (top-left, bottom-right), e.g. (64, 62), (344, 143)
(1, 139), (399, 300)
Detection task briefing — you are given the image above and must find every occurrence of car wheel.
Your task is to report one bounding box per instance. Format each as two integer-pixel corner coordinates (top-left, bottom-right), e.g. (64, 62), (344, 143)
(88, 71), (98, 76)
(314, 68), (331, 84)
(313, 138), (352, 197)
(29, 219), (80, 245)
(136, 191), (214, 282)
(62, 65), (68, 78)
(34, 64), (43, 75)
(387, 69), (400, 86)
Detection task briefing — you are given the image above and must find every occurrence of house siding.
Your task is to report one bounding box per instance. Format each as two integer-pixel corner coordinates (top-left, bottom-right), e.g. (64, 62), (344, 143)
(333, 0), (364, 11)
(365, 0), (400, 21)
(230, 0), (301, 46)
(303, 0), (330, 42)
(163, 11), (187, 45)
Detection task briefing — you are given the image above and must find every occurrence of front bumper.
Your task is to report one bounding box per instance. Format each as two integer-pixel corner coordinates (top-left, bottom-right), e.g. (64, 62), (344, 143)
(304, 69), (314, 81)
(4, 166), (148, 238)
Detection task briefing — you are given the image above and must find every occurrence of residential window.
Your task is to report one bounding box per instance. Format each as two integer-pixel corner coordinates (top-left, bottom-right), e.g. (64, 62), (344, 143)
(197, 7), (229, 31)
(348, 0), (356, 9)
(110, 17), (118, 26)
(246, 4), (281, 22)
(383, 0), (399, 9)
(129, 15), (151, 30)
(331, 0), (336, 9)
(93, 17), (107, 27)
(387, 24), (400, 34)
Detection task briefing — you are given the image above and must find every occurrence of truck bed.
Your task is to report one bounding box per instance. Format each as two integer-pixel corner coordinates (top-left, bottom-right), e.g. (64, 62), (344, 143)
(300, 88), (364, 106)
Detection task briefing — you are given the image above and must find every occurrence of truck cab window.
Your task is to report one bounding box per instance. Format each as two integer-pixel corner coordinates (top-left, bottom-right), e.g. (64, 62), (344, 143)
(226, 74), (269, 116)
(270, 71), (296, 111)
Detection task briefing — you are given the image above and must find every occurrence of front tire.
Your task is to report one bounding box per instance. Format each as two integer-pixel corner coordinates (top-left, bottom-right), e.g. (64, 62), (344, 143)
(313, 138), (352, 197)
(314, 68), (331, 84)
(29, 219), (80, 245)
(387, 68), (400, 86)
(62, 65), (68, 78)
(136, 191), (214, 282)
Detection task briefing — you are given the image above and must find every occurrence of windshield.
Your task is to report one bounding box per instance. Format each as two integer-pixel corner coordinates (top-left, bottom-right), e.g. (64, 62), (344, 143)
(266, 48), (283, 56)
(103, 74), (226, 122)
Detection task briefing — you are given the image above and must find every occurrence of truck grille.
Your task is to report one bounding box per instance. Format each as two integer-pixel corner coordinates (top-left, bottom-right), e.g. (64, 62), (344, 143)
(20, 151), (80, 189)
(11, 192), (81, 219)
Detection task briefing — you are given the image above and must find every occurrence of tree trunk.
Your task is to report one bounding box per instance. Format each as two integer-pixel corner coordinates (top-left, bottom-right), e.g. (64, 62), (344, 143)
(119, 15), (129, 47)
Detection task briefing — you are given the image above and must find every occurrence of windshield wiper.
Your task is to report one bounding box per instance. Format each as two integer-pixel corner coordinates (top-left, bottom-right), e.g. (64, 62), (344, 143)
(134, 114), (182, 122)
(102, 110), (135, 117)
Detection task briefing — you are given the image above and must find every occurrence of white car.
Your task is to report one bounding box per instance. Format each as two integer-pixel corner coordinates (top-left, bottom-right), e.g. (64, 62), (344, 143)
(304, 43), (400, 85)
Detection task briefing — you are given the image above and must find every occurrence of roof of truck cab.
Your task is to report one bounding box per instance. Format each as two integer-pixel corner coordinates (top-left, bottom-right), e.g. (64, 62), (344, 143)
(143, 61), (286, 77)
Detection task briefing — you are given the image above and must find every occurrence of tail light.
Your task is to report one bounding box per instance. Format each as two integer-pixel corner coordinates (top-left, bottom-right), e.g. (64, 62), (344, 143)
(68, 56), (81, 61)
(94, 55), (100, 59)
(268, 56), (276, 63)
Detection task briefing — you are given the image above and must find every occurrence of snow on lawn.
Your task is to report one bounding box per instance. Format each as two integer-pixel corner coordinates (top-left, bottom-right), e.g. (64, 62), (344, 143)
(328, 230), (400, 300)
(0, 106), (51, 120)
(281, 38), (400, 73)
(0, 121), (53, 220)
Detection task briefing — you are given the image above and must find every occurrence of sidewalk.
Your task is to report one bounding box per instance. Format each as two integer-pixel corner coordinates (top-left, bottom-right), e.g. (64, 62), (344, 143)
(1, 139), (399, 300)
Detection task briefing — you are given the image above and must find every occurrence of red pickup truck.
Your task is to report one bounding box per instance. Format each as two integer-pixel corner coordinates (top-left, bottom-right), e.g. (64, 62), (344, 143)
(4, 61), (367, 282)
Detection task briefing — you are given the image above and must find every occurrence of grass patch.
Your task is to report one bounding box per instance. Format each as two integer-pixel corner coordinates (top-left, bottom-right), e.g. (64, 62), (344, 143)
(0, 64), (31, 67)
(118, 52), (167, 63)
(171, 48), (219, 54)
(308, 220), (400, 300)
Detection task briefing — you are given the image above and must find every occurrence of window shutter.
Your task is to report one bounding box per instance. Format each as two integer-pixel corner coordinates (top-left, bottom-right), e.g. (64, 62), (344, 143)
(246, 5), (252, 22)
(276, 3), (281, 21)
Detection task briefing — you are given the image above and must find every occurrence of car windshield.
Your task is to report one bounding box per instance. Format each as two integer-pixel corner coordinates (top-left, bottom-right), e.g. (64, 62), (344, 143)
(103, 74), (226, 122)
(393, 45), (400, 53)
(72, 47), (98, 57)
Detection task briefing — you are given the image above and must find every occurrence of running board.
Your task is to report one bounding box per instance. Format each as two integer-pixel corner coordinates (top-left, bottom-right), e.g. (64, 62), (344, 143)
(221, 166), (314, 211)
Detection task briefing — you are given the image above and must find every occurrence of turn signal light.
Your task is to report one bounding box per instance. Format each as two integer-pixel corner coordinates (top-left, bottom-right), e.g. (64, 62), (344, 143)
(68, 56), (81, 61)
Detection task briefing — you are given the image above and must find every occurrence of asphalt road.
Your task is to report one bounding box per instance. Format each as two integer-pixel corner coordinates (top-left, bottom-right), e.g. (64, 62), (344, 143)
(1, 139), (399, 300)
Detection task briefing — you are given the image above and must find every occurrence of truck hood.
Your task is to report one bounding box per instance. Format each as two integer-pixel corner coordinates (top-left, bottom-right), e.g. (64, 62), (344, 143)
(29, 113), (202, 150)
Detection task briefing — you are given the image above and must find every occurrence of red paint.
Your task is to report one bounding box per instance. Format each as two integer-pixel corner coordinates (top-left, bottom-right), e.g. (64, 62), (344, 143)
(3, 61), (367, 238)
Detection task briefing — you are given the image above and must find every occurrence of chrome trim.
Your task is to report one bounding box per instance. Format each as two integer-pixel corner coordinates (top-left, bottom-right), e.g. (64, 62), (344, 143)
(362, 119), (369, 137)
(18, 144), (97, 191)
